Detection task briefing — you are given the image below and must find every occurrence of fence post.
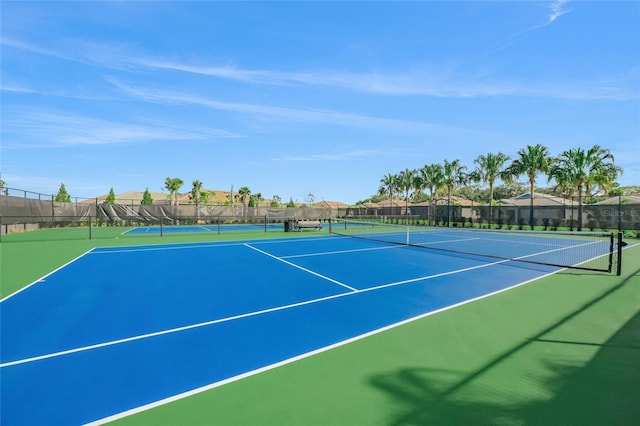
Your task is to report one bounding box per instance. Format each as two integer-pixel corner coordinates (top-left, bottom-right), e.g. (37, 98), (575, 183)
(617, 231), (623, 276)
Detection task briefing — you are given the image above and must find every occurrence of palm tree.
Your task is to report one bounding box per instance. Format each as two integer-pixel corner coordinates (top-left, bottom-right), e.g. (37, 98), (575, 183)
(441, 160), (468, 226)
(551, 145), (622, 230)
(378, 173), (398, 215)
(190, 180), (203, 207)
(238, 186), (251, 206)
(164, 177), (184, 206)
(504, 144), (551, 229)
(419, 163), (444, 225)
(473, 152), (510, 226)
(397, 168), (416, 222)
(237, 186), (251, 220)
(551, 162), (578, 230)
(190, 180), (203, 219)
(251, 192), (264, 207)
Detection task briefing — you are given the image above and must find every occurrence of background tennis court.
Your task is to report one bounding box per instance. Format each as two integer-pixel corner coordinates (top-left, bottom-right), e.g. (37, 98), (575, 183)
(1, 227), (638, 425)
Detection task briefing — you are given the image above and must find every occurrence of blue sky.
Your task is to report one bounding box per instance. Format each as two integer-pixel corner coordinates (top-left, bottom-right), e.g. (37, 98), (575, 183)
(1, 1), (638, 204)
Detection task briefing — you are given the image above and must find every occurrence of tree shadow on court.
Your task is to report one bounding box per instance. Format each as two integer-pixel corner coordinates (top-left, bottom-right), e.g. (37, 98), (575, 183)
(369, 267), (640, 425)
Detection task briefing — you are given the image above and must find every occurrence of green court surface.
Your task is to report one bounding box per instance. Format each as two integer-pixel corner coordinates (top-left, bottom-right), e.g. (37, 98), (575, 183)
(2, 228), (638, 425)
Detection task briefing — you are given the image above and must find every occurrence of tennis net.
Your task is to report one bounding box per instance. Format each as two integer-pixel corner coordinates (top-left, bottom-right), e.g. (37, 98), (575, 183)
(329, 219), (622, 274)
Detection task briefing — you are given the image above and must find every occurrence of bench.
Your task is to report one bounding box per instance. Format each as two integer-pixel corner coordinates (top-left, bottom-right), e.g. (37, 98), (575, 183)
(294, 220), (323, 231)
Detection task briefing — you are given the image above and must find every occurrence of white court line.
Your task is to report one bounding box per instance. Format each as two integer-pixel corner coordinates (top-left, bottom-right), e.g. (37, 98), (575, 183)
(1, 255), (513, 369)
(89, 242), (242, 254)
(243, 243), (358, 292)
(3, 239), (611, 369)
(88, 235), (337, 255)
(85, 265), (562, 426)
(0, 249), (96, 303)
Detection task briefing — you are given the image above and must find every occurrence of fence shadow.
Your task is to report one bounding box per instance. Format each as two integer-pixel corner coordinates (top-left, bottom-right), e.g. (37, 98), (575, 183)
(369, 266), (640, 425)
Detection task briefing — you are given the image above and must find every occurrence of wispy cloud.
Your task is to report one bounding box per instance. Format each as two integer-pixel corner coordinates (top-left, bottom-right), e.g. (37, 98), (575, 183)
(0, 83), (124, 102)
(521, 0), (571, 34)
(2, 108), (242, 148)
(108, 78), (492, 138)
(7, 31), (637, 101)
(548, 0), (571, 25)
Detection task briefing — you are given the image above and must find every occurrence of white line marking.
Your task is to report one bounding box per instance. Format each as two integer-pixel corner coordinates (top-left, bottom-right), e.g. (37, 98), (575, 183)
(0, 249), (96, 303)
(1, 256), (514, 368)
(4, 237), (618, 370)
(84, 267), (561, 426)
(0, 292), (351, 368)
(89, 243), (239, 254)
(87, 235), (336, 255)
(243, 243), (358, 292)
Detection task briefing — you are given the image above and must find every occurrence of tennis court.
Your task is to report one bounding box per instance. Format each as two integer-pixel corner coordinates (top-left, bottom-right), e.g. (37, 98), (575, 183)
(0, 225), (631, 425)
(123, 222), (286, 235)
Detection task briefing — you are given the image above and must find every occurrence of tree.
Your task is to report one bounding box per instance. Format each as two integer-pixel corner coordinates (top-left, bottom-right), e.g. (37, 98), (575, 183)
(397, 169), (416, 220)
(305, 193), (315, 205)
(419, 163), (444, 225)
(250, 192), (264, 207)
(286, 197), (296, 208)
(141, 188), (153, 205)
(493, 182), (526, 200)
(237, 186), (251, 208)
(164, 177), (184, 206)
(237, 186), (251, 220)
(0, 178), (8, 196)
(190, 180), (204, 207)
(378, 173), (399, 215)
(550, 145), (622, 230)
(199, 191), (210, 206)
(473, 152), (510, 225)
(271, 195), (282, 207)
(104, 188), (116, 204)
(442, 159), (468, 225)
(609, 184), (623, 197)
(54, 183), (71, 203)
(504, 144), (551, 229)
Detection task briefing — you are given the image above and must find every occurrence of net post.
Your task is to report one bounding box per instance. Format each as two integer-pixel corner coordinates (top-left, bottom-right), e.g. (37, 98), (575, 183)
(617, 231), (623, 276)
(160, 218), (163, 237)
(265, 215), (267, 233)
(89, 215), (92, 240)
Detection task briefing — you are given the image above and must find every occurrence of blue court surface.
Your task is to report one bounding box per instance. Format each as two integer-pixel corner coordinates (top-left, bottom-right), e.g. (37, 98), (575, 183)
(1, 234), (565, 425)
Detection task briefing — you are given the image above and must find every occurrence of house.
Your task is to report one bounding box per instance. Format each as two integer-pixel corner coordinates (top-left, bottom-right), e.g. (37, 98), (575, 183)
(498, 192), (567, 207)
(312, 200), (350, 209)
(594, 195), (640, 205)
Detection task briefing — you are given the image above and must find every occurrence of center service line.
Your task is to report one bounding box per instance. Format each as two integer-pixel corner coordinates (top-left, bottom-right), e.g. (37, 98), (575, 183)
(243, 243), (359, 292)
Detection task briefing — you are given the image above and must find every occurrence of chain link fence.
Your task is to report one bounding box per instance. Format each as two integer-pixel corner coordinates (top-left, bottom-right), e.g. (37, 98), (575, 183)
(1, 188), (638, 237)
